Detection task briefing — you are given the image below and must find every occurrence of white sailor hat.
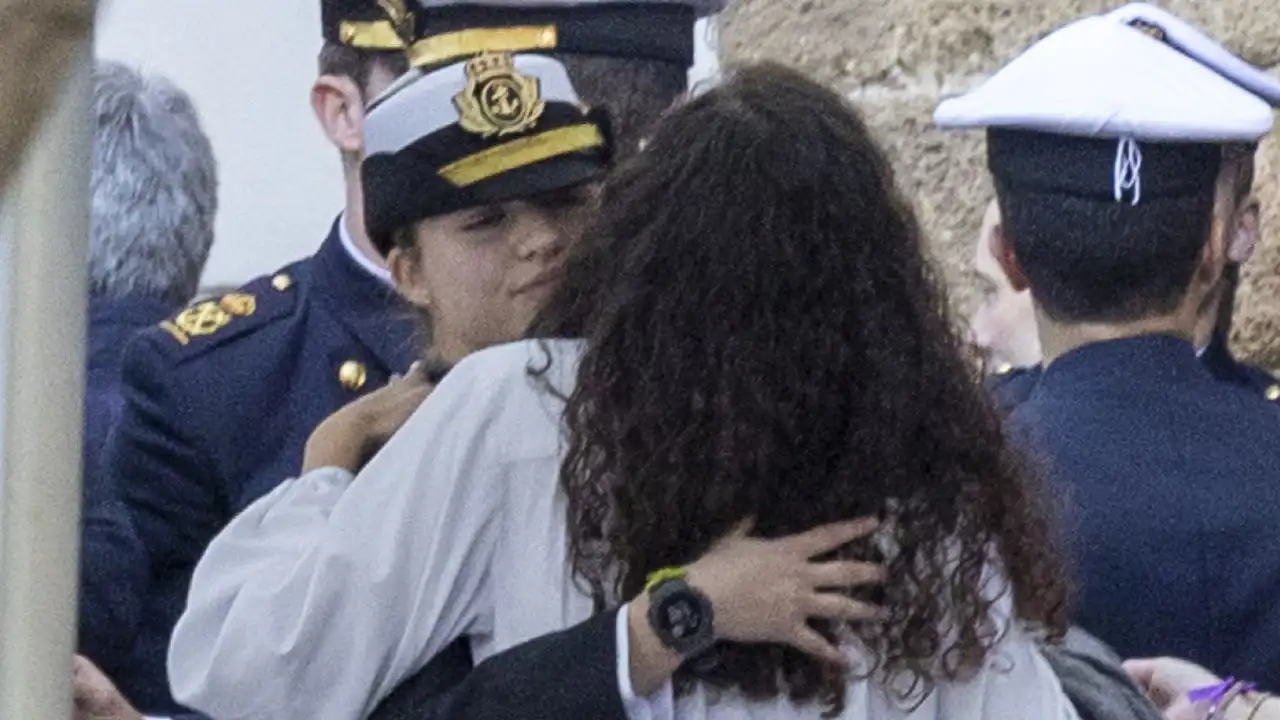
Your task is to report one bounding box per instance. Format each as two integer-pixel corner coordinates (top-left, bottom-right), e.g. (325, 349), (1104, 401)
(934, 10), (1280, 205)
(406, 0), (723, 71)
(362, 52), (612, 255)
(1105, 3), (1280, 107)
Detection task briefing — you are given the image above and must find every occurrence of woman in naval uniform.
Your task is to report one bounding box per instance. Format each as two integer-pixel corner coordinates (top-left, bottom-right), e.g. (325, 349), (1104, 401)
(171, 62), (1079, 720)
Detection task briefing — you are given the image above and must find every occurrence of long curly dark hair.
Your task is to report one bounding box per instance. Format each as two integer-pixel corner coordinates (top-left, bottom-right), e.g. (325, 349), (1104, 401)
(536, 62), (1069, 713)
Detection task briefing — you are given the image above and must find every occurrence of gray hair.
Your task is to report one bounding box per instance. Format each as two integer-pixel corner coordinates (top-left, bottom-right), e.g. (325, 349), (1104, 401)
(90, 62), (217, 304)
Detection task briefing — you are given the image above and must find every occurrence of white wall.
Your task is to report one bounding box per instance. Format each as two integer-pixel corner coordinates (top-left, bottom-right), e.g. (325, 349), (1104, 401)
(95, 1), (343, 287)
(95, 4), (721, 288)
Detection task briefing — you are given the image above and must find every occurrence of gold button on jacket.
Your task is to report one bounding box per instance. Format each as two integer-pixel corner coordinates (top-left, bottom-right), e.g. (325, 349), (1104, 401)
(339, 360), (368, 391)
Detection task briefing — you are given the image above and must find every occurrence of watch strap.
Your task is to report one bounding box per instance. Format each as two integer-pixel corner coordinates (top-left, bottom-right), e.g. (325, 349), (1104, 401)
(644, 566), (688, 592)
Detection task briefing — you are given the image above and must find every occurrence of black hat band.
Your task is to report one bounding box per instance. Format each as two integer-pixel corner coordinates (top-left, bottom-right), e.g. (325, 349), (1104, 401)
(323, 0), (415, 50)
(407, 3), (696, 70)
(988, 127), (1223, 203)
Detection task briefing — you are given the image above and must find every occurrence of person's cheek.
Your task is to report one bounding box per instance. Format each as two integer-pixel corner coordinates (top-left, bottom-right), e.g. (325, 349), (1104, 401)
(969, 302), (997, 351)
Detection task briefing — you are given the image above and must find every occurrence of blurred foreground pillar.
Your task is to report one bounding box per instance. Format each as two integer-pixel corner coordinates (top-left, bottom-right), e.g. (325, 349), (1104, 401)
(0, 33), (94, 719)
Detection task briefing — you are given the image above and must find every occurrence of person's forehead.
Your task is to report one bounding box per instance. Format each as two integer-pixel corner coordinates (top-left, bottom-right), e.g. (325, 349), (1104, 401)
(973, 243), (1001, 280)
(980, 200), (1000, 233)
(972, 202), (1000, 266)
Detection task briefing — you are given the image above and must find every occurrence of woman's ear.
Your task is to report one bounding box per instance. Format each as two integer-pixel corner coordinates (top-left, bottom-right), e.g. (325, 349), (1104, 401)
(310, 74), (366, 156)
(389, 244), (431, 309)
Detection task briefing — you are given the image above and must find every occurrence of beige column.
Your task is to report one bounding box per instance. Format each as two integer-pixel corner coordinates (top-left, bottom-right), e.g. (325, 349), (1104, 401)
(722, 0), (1280, 369)
(0, 37), (94, 720)
(0, 0), (98, 190)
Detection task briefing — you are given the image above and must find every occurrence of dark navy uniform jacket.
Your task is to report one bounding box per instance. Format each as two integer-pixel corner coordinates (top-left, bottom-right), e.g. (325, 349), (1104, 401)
(80, 296), (174, 677)
(1006, 335), (1280, 689)
(100, 220), (472, 714)
(1200, 335), (1280, 401)
(986, 340), (1280, 414)
(371, 610), (629, 720)
(985, 364), (1044, 416)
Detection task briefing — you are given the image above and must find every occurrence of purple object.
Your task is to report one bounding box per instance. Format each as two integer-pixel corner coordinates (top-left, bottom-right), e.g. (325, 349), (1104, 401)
(1188, 677), (1238, 704)
(1188, 677), (1257, 714)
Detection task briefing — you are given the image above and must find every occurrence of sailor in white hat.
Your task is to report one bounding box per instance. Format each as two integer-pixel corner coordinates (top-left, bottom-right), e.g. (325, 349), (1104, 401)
(974, 4), (1280, 412)
(936, 5), (1280, 690)
(1101, 3), (1280, 399)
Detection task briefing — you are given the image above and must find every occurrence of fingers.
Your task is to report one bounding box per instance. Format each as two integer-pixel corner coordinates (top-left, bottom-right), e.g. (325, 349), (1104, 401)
(787, 516), (880, 558)
(389, 362), (428, 386)
(804, 592), (885, 623)
(806, 559), (886, 588)
(1122, 659), (1158, 690)
(788, 626), (849, 668)
(727, 517), (756, 539)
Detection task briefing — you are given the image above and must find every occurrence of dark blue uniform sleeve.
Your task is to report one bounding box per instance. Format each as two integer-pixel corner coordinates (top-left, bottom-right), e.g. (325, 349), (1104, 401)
(984, 366), (1041, 417)
(369, 611), (627, 720)
(78, 462), (147, 676)
(108, 334), (225, 599)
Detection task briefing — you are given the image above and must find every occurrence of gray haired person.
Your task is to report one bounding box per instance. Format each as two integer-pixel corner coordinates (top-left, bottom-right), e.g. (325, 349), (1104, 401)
(90, 61), (216, 305)
(78, 61), (216, 681)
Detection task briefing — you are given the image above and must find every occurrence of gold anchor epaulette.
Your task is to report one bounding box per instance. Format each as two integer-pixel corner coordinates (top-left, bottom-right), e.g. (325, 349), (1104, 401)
(155, 271), (299, 359)
(160, 293), (257, 346)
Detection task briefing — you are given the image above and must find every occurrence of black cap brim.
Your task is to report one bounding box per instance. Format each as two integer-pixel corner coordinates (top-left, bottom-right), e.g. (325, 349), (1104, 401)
(408, 3), (697, 70)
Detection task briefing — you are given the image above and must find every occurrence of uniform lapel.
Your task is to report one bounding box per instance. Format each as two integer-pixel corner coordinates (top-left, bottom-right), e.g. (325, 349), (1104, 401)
(310, 218), (419, 375)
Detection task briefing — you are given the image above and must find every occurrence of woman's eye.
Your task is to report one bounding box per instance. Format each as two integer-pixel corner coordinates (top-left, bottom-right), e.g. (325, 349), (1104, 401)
(465, 209), (507, 230)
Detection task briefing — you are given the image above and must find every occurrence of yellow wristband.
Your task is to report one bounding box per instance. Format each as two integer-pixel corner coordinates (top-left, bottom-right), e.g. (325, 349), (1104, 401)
(644, 567), (687, 593)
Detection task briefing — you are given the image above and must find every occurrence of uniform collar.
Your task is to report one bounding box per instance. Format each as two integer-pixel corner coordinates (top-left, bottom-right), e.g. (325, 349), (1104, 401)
(1038, 334), (1206, 393)
(1199, 333), (1252, 385)
(88, 294), (177, 329)
(87, 295), (178, 371)
(338, 214), (393, 286)
(312, 217), (419, 373)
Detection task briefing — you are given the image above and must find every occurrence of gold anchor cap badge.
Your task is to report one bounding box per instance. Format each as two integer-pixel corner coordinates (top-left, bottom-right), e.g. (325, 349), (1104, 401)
(453, 52), (545, 138)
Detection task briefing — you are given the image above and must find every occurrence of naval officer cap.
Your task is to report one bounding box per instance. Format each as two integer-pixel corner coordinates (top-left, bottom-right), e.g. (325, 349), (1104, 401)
(934, 7), (1280, 206)
(323, 0), (417, 51)
(405, 0), (724, 71)
(362, 52), (612, 255)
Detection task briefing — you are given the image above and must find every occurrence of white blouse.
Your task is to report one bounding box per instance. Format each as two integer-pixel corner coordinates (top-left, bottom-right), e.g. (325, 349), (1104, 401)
(168, 339), (1081, 720)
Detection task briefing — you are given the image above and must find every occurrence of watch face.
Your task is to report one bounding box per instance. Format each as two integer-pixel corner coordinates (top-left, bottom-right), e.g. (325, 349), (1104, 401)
(657, 591), (705, 639)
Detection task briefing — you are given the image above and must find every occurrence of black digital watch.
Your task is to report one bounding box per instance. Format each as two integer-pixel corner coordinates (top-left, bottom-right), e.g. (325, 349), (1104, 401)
(645, 571), (716, 658)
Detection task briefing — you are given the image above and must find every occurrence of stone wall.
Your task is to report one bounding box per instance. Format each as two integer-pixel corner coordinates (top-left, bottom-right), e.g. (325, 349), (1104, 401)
(720, 1), (1280, 369)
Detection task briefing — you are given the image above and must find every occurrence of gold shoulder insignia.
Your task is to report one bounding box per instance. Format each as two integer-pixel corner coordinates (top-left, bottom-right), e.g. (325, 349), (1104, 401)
(453, 52), (545, 138)
(218, 292), (257, 317)
(1266, 384), (1280, 402)
(160, 292), (257, 346)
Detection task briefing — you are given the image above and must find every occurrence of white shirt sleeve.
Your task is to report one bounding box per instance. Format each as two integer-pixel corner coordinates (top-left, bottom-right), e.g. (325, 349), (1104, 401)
(168, 364), (506, 720)
(615, 604), (676, 720)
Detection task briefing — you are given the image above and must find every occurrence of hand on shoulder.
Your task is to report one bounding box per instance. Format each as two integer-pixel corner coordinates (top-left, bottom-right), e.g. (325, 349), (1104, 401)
(302, 362), (434, 473)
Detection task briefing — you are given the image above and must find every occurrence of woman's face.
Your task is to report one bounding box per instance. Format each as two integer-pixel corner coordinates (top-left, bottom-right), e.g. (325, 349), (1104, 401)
(390, 186), (591, 363)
